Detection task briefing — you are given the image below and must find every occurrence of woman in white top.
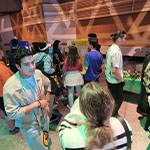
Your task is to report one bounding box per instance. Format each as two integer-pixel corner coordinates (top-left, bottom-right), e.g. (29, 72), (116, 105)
(59, 82), (132, 150)
(62, 46), (83, 107)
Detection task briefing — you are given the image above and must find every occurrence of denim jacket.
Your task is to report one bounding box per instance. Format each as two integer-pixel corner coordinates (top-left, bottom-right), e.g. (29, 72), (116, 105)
(3, 70), (51, 128)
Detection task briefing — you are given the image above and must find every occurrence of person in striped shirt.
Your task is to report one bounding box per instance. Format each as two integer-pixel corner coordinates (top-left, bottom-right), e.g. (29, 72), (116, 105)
(59, 82), (132, 150)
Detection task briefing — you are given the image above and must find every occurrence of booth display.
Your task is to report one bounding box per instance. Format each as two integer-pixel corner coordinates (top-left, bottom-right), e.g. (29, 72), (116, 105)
(9, 40), (30, 50)
(123, 70), (141, 94)
(67, 39), (88, 65)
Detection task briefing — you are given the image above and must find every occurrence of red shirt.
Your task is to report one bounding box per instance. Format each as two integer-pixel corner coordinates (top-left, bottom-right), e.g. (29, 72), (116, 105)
(62, 58), (82, 72)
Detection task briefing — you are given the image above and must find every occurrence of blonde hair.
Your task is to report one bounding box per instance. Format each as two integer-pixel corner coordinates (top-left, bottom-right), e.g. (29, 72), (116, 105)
(79, 82), (115, 150)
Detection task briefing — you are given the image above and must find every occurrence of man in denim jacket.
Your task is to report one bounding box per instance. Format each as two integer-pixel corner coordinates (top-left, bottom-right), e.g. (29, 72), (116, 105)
(3, 46), (51, 150)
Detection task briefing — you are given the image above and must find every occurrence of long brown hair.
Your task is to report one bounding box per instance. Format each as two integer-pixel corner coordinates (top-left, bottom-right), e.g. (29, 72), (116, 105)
(67, 46), (79, 67)
(79, 82), (115, 150)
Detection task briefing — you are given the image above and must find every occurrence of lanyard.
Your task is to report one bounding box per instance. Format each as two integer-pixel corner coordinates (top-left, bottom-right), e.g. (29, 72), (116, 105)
(23, 77), (42, 100)
(22, 77), (46, 128)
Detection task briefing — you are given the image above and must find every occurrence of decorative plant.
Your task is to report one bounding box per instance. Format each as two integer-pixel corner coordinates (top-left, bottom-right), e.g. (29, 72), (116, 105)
(123, 70), (141, 79)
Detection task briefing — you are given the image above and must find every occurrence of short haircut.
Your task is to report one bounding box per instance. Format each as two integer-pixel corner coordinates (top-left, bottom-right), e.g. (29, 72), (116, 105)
(88, 37), (98, 49)
(111, 30), (126, 42)
(15, 46), (32, 66)
(10, 39), (18, 47)
(88, 33), (97, 38)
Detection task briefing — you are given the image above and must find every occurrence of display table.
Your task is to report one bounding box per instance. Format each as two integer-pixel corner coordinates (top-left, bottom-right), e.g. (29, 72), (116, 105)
(123, 77), (141, 94)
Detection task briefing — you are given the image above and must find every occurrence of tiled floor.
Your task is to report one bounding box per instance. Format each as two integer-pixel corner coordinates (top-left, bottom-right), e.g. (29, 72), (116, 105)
(0, 60), (149, 150)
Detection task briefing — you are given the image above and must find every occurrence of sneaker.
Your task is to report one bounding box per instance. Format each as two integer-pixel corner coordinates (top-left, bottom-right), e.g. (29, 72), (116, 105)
(9, 127), (20, 134)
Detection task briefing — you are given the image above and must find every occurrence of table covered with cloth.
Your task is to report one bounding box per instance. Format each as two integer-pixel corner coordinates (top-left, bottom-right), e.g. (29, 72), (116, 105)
(123, 77), (141, 94)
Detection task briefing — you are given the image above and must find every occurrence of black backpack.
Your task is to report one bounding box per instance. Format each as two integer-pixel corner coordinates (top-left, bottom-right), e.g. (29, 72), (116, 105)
(35, 56), (62, 95)
(35, 55), (49, 77)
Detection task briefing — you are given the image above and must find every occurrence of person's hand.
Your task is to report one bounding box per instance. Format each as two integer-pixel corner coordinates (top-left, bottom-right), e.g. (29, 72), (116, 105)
(40, 99), (49, 109)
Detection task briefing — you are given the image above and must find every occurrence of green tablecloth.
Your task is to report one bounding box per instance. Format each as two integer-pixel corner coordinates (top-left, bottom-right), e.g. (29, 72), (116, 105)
(123, 77), (141, 94)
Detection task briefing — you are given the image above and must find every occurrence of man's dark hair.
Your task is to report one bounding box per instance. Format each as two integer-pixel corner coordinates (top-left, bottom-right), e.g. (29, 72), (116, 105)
(88, 37), (98, 49)
(10, 39), (18, 47)
(111, 30), (126, 42)
(15, 46), (32, 66)
(88, 33), (97, 38)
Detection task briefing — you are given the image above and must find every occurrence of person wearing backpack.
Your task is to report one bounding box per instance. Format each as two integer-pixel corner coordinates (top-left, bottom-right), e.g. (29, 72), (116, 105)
(59, 82), (132, 150)
(33, 42), (55, 76)
(33, 42), (55, 119)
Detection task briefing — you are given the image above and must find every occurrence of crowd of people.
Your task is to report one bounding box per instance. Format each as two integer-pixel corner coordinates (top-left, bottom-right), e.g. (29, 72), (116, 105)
(0, 30), (149, 149)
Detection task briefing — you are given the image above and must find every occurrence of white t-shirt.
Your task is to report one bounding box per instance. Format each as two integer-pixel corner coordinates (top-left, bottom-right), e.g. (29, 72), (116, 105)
(105, 44), (123, 84)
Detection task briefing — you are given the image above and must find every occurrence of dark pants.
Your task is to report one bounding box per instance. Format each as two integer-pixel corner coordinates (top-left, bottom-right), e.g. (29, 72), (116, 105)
(144, 94), (150, 131)
(0, 97), (7, 116)
(137, 82), (148, 113)
(107, 81), (124, 116)
(84, 77), (99, 85)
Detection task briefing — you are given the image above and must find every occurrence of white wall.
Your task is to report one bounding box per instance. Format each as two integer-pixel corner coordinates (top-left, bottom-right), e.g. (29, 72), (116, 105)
(43, 4), (76, 44)
(101, 46), (150, 57)
(0, 15), (14, 50)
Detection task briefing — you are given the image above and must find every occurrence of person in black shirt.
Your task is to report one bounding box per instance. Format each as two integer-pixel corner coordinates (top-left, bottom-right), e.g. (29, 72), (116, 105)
(137, 52), (150, 116)
(7, 39), (18, 73)
(53, 40), (64, 76)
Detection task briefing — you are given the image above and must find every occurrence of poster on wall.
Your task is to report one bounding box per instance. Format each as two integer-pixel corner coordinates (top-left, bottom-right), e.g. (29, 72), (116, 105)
(67, 39), (88, 65)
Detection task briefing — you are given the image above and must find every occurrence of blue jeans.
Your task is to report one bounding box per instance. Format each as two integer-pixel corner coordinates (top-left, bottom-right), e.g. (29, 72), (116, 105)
(67, 85), (81, 107)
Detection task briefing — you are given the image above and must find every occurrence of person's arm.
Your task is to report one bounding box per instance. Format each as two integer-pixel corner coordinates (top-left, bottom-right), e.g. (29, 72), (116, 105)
(100, 54), (104, 71)
(45, 91), (50, 101)
(45, 91), (50, 112)
(1, 67), (14, 87)
(84, 54), (89, 71)
(25, 71), (51, 114)
(44, 55), (55, 74)
(58, 50), (64, 62)
(3, 88), (49, 118)
(112, 67), (124, 82)
(101, 64), (105, 70)
(78, 59), (83, 71)
(59, 98), (85, 149)
(62, 58), (67, 72)
(112, 51), (124, 82)
(84, 66), (88, 71)
(25, 99), (49, 114)
(64, 98), (84, 125)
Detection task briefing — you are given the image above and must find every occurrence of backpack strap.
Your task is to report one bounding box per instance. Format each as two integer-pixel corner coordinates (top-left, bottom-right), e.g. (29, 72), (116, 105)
(115, 115), (132, 150)
(35, 55), (47, 74)
(41, 55), (47, 61)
